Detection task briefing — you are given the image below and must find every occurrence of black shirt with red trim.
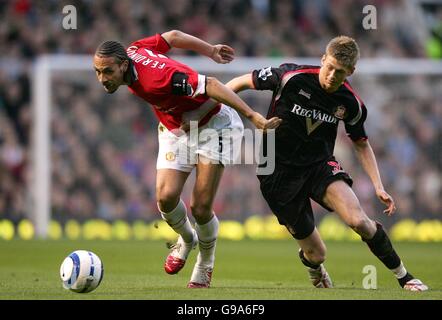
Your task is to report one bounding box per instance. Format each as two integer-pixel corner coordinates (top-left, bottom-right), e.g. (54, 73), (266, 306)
(252, 63), (367, 167)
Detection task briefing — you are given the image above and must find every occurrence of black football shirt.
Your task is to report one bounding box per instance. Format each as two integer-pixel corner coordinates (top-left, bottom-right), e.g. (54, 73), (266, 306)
(252, 64), (368, 168)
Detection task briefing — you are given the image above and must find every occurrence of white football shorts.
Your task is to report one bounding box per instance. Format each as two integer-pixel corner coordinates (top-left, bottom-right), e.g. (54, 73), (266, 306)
(157, 104), (244, 172)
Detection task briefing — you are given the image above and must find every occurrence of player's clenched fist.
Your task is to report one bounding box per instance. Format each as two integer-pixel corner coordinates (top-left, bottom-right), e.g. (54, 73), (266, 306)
(250, 112), (282, 131)
(211, 44), (235, 64)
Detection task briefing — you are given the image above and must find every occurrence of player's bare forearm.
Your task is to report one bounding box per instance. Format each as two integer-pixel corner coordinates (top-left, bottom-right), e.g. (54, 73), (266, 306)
(181, 75), (262, 129)
(353, 139), (384, 190)
(206, 77), (281, 130)
(225, 74), (255, 93)
(206, 76), (255, 119)
(353, 138), (396, 215)
(161, 30), (234, 64)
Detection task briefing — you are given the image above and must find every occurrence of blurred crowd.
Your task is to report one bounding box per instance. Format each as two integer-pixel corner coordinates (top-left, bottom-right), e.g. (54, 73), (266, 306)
(336, 74), (441, 226)
(0, 0), (431, 60)
(0, 0), (440, 227)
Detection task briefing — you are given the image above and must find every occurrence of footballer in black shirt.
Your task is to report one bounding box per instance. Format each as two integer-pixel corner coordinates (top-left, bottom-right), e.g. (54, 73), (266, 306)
(227, 36), (428, 291)
(251, 63), (367, 167)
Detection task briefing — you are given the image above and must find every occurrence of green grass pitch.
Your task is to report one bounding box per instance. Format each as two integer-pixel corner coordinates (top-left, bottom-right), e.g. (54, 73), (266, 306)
(0, 240), (441, 300)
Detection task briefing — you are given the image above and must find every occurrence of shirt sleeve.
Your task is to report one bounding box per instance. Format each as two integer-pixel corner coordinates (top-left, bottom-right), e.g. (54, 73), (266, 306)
(171, 71), (206, 97)
(251, 66), (283, 91)
(129, 34), (171, 54)
(345, 104), (368, 141)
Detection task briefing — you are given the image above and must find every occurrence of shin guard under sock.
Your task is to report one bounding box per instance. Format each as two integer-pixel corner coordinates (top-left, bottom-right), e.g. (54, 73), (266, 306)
(362, 222), (401, 269)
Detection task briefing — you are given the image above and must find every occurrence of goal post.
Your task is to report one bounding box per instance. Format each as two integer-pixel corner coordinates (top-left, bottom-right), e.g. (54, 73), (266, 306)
(31, 55), (442, 238)
(32, 55), (92, 238)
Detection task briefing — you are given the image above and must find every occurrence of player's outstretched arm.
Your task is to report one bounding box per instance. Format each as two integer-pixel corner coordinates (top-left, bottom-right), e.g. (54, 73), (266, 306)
(225, 74), (255, 93)
(206, 76), (281, 130)
(161, 30), (234, 64)
(352, 138), (396, 216)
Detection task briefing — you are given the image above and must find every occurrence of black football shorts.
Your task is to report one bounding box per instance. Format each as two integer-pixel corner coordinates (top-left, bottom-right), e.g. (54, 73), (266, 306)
(257, 156), (353, 240)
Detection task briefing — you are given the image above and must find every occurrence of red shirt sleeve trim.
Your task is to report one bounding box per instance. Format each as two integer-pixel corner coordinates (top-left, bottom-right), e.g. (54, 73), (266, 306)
(159, 34), (172, 49)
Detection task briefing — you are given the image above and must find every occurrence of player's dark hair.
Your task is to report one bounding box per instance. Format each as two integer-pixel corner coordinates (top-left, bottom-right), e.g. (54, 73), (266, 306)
(95, 40), (129, 64)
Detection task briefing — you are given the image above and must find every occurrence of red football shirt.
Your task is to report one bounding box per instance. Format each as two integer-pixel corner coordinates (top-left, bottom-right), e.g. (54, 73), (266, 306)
(126, 34), (221, 131)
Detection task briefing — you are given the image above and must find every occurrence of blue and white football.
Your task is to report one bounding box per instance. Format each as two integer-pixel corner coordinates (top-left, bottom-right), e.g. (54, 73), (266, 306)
(60, 250), (104, 293)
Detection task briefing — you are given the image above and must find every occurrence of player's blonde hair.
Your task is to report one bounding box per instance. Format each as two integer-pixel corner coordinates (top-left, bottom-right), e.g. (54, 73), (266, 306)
(326, 36), (360, 68)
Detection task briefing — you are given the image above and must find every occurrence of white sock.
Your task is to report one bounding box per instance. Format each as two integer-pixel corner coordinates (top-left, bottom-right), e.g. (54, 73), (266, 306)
(391, 261), (407, 279)
(159, 199), (195, 243)
(195, 214), (219, 267)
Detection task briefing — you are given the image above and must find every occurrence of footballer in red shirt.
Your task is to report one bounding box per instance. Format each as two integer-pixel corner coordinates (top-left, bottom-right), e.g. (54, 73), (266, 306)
(94, 30), (281, 288)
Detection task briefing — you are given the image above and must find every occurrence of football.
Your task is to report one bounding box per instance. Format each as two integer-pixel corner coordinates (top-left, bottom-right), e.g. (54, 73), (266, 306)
(60, 250), (104, 293)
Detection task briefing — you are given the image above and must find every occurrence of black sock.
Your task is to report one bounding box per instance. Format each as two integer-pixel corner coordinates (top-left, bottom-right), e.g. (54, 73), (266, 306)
(362, 222), (401, 270)
(397, 272), (414, 287)
(299, 249), (320, 269)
